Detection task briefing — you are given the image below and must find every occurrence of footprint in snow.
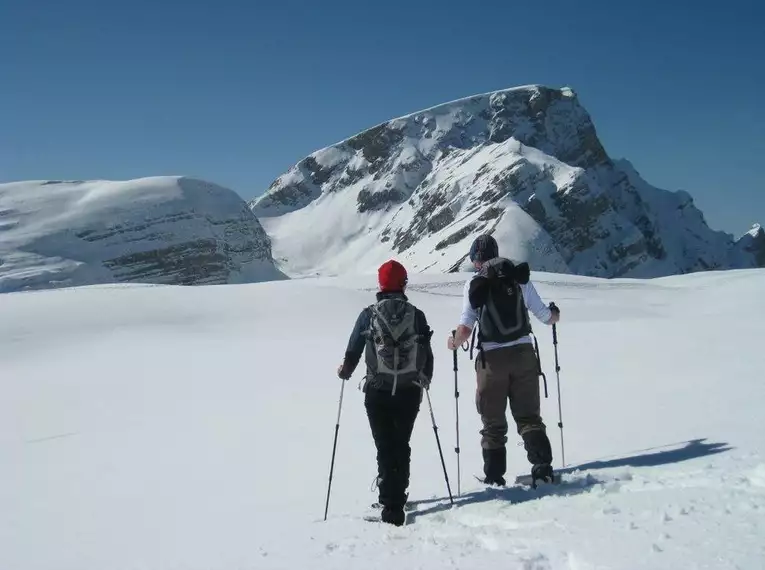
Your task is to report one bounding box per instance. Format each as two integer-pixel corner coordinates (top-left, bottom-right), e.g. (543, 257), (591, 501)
(520, 553), (552, 570)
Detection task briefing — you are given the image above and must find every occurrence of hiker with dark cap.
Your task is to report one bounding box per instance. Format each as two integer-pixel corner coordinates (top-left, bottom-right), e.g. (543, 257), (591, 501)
(447, 235), (560, 487)
(337, 259), (434, 526)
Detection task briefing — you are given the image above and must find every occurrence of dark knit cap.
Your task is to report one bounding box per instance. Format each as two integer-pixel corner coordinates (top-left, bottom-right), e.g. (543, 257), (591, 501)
(469, 234), (499, 262)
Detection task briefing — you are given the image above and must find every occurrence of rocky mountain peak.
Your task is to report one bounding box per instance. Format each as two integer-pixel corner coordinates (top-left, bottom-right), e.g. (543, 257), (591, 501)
(252, 85), (603, 217)
(250, 85), (761, 278)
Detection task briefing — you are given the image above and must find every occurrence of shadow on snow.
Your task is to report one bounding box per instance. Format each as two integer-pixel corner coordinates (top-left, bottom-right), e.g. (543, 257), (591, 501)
(560, 438), (732, 472)
(407, 438), (731, 524)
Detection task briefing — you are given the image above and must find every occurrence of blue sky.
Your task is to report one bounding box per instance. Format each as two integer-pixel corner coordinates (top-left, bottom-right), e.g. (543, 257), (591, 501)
(1, 0), (763, 235)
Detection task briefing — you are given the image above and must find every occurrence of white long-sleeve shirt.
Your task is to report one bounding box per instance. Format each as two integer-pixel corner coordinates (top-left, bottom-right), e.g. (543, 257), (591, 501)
(459, 274), (552, 351)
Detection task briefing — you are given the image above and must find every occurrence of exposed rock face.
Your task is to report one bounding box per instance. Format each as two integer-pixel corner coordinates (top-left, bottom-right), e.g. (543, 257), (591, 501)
(0, 177), (284, 292)
(736, 224), (765, 267)
(250, 85), (761, 278)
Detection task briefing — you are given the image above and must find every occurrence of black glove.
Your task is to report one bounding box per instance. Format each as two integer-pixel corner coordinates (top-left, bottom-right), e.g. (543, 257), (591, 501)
(337, 362), (352, 380)
(547, 302), (560, 325)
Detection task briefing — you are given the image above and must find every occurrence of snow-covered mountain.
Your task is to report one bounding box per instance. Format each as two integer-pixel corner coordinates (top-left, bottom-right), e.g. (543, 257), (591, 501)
(0, 176), (285, 292)
(251, 85), (762, 278)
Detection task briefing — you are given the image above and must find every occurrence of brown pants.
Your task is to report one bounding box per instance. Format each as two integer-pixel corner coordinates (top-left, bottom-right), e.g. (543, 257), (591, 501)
(475, 343), (546, 450)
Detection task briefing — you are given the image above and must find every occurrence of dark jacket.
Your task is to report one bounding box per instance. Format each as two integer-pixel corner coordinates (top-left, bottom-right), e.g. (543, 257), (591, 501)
(341, 291), (434, 389)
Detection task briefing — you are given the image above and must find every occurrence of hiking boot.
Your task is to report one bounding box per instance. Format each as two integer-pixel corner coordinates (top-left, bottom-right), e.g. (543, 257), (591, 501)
(531, 463), (554, 486)
(521, 429), (553, 465)
(381, 506), (405, 526)
(482, 447), (507, 485)
(482, 475), (506, 486)
(371, 492), (409, 510)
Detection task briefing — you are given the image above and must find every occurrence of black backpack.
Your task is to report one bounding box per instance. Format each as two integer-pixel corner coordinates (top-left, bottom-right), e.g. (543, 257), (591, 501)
(468, 257), (532, 354)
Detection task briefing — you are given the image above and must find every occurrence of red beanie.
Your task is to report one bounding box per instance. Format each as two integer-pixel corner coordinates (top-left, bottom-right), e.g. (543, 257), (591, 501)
(378, 260), (408, 292)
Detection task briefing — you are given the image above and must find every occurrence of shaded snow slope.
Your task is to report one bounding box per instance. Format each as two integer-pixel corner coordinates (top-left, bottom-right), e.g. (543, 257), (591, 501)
(252, 85), (760, 278)
(0, 177), (285, 292)
(1, 268), (764, 569)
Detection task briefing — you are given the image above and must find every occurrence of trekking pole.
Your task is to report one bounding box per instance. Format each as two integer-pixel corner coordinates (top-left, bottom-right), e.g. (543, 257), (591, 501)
(452, 330), (461, 497)
(424, 386), (454, 505)
(550, 302), (566, 468)
(323, 378), (346, 521)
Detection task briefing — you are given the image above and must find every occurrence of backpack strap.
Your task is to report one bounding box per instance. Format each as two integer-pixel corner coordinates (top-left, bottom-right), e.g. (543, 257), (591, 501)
(468, 327), (487, 369)
(532, 332), (549, 399)
(361, 304), (375, 340)
(358, 305), (376, 393)
(470, 306), (487, 369)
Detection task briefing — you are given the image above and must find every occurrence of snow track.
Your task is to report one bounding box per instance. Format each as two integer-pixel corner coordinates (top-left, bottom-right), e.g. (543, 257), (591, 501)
(310, 451), (765, 570)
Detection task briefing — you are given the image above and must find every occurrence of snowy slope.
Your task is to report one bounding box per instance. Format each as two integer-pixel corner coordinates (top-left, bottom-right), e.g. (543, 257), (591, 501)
(252, 85), (761, 278)
(0, 177), (285, 292)
(259, 139), (573, 276)
(1, 268), (764, 569)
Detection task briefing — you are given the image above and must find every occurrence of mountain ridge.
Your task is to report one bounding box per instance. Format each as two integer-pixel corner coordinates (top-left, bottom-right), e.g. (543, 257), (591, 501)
(251, 84), (762, 278)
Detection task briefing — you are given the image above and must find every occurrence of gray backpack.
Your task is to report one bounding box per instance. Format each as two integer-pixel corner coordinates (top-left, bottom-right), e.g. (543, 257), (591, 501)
(365, 297), (425, 394)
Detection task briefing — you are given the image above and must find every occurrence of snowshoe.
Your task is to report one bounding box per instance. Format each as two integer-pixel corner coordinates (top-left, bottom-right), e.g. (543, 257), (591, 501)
(516, 464), (558, 488)
(474, 474), (506, 488)
(370, 501), (415, 512)
(363, 505), (409, 526)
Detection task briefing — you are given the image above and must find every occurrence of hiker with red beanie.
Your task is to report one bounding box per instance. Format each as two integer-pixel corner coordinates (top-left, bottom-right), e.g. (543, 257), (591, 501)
(337, 260), (434, 526)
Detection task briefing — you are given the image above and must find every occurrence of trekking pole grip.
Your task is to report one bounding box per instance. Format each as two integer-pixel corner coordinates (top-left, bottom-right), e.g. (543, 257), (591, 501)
(452, 330), (459, 398)
(451, 330), (458, 371)
(549, 302), (559, 346)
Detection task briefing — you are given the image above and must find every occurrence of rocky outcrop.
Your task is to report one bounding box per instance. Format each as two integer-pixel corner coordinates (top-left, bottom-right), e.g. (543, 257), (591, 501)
(736, 224), (765, 267)
(250, 84), (760, 278)
(0, 177), (285, 292)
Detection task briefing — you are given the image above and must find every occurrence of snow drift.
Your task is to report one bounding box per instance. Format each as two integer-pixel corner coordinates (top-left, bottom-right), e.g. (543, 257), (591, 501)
(251, 85), (763, 278)
(0, 176), (285, 292)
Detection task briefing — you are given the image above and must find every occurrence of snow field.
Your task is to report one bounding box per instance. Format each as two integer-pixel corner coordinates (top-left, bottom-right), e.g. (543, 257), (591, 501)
(1, 269), (764, 569)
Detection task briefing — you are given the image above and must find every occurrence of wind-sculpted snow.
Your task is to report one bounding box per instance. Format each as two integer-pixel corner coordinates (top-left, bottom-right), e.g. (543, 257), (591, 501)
(0, 176), (285, 292)
(251, 85), (761, 278)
